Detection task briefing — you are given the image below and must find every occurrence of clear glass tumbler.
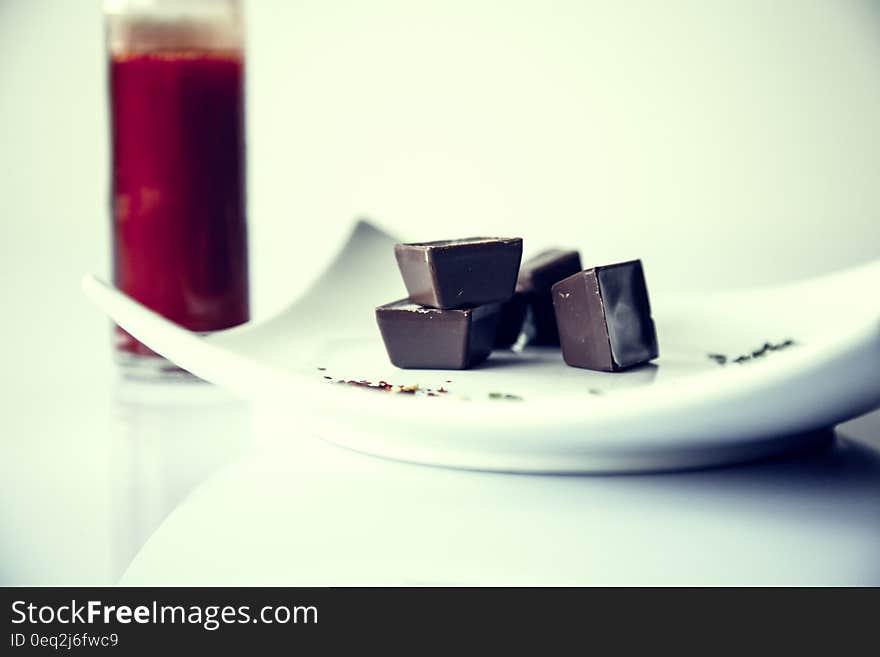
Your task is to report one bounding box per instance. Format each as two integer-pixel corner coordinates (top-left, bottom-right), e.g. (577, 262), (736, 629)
(105, 0), (250, 378)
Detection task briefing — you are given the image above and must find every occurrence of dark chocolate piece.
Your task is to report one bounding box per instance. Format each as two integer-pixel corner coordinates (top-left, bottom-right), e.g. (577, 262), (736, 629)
(516, 249), (583, 294)
(494, 249), (582, 348)
(493, 293), (528, 348)
(551, 260), (658, 371)
(519, 249), (582, 346)
(394, 237), (523, 309)
(376, 299), (501, 369)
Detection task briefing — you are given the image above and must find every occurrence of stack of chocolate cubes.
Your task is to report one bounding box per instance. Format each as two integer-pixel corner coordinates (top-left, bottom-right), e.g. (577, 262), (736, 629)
(376, 238), (524, 369)
(376, 237), (659, 371)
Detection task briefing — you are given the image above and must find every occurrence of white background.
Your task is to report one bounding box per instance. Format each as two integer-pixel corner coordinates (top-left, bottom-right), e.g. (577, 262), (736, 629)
(3, 0), (880, 321)
(1, 0), (879, 584)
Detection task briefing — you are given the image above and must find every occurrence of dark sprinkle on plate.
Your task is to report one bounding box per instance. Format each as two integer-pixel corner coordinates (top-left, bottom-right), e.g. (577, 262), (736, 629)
(709, 339), (796, 366)
(488, 392), (523, 401)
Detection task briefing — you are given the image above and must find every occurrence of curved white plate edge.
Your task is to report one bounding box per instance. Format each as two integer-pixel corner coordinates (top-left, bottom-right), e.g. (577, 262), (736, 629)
(212, 218), (402, 343)
(303, 421), (837, 474)
(309, 344), (879, 470)
(81, 275), (294, 397)
(81, 270), (880, 438)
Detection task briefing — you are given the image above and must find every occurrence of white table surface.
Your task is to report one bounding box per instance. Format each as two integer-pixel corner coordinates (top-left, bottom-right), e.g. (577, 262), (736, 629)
(2, 0), (879, 585)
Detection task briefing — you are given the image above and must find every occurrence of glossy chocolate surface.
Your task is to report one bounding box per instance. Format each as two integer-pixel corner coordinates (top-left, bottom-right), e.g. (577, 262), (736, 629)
(394, 237), (522, 309)
(376, 299), (501, 369)
(551, 260), (658, 371)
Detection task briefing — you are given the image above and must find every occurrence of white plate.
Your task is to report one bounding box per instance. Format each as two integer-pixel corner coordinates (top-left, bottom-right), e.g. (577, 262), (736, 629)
(83, 221), (880, 473)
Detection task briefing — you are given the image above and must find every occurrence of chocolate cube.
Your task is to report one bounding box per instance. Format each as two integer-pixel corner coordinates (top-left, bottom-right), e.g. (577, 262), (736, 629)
(518, 249), (582, 346)
(376, 299), (502, 369)
(494, 248), (582, 348)
(394, 237), (523, 309)
(551, 260), (658, 371)
(493, 293), (529, 348)
(517, 248), (583, 293)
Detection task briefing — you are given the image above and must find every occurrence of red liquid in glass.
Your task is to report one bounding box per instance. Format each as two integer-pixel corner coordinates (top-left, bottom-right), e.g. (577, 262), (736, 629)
(110, 50), (249, 356)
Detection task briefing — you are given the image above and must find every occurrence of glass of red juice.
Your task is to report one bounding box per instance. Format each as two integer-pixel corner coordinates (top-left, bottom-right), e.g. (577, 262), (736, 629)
(106, 0), (249, 378)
